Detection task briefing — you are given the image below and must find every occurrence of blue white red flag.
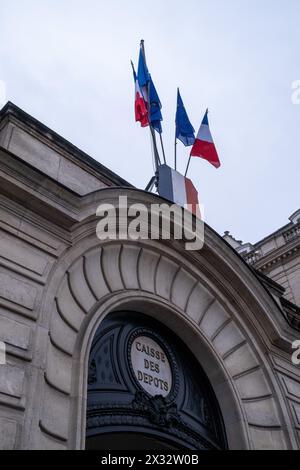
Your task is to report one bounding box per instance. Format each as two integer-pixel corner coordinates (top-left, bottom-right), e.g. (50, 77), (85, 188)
(158, 164), (200, 217)
(190, 110), (220, 168)
(131, 61), (148, 127)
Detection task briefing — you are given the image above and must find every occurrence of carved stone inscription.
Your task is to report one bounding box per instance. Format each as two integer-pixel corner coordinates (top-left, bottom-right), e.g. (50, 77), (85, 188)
(130, 336), (172, 397)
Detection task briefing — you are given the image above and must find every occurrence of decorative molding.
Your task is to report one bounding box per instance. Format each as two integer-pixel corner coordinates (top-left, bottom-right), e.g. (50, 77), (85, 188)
(87, 391), (217, 450)
(88, 359), (97, 385)
(131, 391), (182, 427)
(39, 420), (67, 443)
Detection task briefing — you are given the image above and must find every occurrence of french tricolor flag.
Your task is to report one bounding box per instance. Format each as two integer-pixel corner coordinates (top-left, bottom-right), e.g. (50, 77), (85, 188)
(158, 164), (200, 217)
(131, 61), (149, 128)
(190, 110), (220, 168)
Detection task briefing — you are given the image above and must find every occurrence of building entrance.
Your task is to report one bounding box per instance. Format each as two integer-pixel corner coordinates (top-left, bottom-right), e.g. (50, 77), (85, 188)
(86, 312), (227, 450)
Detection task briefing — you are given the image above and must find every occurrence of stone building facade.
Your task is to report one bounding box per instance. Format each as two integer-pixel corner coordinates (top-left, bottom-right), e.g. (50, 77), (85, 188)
(0, 102), (299, 450)
(224, 211), (300, 308)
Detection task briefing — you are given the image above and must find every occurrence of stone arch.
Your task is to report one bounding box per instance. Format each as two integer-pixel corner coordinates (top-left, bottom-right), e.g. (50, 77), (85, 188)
(36, 236), (292, 450)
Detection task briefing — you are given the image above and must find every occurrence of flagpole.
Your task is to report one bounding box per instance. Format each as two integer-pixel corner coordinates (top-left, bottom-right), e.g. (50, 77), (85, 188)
(174, 86), (178, 171)
(140, 39), (161, 172)
(159, 134), (166, 165)
(149, 108), (161, 169)
(184, 155), (191, 177)
(130, 60), (137, 79)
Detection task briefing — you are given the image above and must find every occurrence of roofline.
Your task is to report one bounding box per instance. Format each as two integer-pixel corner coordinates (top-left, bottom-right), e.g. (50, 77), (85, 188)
(0, 101), (133, 189)
(251, 220), (294, 249)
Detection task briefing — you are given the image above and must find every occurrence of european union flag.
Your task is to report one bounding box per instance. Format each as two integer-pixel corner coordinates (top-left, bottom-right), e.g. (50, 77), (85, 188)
(175, 89), (195, 146)
(149, 76), (162, 134)
(137, 47), (150, 88)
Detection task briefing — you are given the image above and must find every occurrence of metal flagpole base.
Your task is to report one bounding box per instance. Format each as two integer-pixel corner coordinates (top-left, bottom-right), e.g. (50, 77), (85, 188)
(145, 175), (156, 192)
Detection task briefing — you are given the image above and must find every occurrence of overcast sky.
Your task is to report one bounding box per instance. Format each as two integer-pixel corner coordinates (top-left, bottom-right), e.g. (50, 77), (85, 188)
(0, 0), (299, 243)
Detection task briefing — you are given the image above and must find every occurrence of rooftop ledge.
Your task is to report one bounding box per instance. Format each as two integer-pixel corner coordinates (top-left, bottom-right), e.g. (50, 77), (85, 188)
(0, 101), (132, 195)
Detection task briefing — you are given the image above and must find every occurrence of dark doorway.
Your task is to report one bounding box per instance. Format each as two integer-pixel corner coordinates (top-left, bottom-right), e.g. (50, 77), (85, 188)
(86, 432), (180, 450)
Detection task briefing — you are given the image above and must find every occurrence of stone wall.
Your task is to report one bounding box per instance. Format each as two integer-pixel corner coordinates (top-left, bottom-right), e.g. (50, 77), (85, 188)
(225, 218), (300, 307)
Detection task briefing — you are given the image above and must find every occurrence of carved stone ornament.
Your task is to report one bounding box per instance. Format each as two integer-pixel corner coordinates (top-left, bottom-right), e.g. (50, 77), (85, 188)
(131, 390), (182, 427)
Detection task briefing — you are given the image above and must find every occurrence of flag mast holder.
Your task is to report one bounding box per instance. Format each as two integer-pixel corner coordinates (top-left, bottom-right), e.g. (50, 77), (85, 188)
(184, 155), (191, 177)
(159, 134), (167, 164)
(144, 175), (157, 192)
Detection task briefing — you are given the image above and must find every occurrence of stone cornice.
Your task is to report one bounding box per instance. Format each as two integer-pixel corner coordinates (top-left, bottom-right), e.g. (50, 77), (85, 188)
(280, 297), (300, 331)
(0, 101), (133, 189)
(250, 238), (300, 273)
(255, 270), (286, 297)
(251, 221), (297, 249)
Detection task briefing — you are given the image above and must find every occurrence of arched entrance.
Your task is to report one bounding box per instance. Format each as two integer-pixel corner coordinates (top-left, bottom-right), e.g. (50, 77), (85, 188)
(35, 195), (294, 450)
(86, 311), (227, 450)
